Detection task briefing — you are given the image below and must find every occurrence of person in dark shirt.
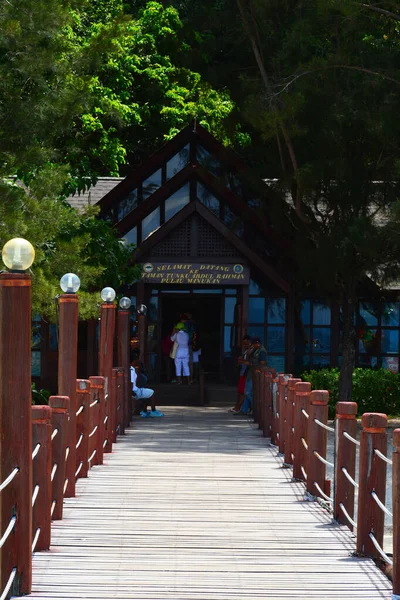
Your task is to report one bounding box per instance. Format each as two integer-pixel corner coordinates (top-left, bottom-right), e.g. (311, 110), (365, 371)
(235, 336), (267, 416)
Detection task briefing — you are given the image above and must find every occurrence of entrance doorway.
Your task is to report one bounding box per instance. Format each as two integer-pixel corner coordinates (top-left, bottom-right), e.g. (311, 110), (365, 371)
(161, 295), (222, 382)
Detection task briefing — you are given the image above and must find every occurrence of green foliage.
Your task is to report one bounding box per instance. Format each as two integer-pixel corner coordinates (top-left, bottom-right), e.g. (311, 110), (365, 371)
(31, 383), (51, 405)
(302, 368), (400, 417)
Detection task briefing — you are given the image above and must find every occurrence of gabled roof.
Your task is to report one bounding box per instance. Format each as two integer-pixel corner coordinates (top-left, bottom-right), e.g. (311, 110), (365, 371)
(136, 200), (289, 293)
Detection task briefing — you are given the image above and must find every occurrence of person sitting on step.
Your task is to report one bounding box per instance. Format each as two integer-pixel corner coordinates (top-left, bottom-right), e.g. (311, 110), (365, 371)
(130, 351), (163, 418)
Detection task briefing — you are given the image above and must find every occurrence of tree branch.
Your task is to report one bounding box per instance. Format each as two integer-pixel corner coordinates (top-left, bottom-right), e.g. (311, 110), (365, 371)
(360, 3), (400, 22)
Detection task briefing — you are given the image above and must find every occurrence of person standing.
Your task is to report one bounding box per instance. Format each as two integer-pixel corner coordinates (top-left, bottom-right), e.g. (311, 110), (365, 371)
(229, 334), (252, 414)
(170, 322), (190, 384)
(181, 312), (197, 383)
(235, 336), (267, 416)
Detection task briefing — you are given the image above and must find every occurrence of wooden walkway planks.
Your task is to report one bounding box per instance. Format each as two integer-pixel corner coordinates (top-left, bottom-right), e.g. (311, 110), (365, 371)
(17, 406), (392, 600)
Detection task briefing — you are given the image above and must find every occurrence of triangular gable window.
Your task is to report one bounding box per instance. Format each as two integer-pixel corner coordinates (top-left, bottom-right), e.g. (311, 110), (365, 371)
(117, 189), (138, 222)
(166, 144), (190, 180)
(123, 226), (137, 246)
(197, 182), (220, 217)
(165, 183), (190, 221)
(142, 207), (160, 240)
(143, 169), (162, 200)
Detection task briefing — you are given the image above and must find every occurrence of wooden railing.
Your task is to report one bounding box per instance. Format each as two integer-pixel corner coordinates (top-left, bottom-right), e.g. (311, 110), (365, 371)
(252, 367), (400, 596)
(0, 370), (130, 600)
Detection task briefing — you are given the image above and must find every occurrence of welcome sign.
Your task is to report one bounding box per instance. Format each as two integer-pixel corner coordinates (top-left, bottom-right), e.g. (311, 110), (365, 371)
(140, 262), (249, 285)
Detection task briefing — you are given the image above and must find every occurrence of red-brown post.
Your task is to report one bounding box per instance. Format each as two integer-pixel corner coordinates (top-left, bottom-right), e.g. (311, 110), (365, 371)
(75, 380), (90, 480)
(137, 311), (147, 368)
(292, 382), (311, 481)
(262, 371), (272, 438)
(118, 307), (131, 428)
(0, 272), (33, 594)
(270, 376), (279, 445)
(48, 396), (70, 521)
(87, 380), (99, 469)
(89, 376), (105, 466)
(284, 378), (301, 465)
(111, 368), (118, 443)
(306, 390), (329, 498)
(278, 375), (289, 455)
(116, 368), (125, 437)
(58, 293), (79, 498)
(392, 429), (400, 597)
(334, 402), (358, 530)
(31, 406), (52, 552)
(252, 367), (261, 423)
(99, 302), (116, 454)
(356, 413), (388, 558)
(258, 367), (266, 433)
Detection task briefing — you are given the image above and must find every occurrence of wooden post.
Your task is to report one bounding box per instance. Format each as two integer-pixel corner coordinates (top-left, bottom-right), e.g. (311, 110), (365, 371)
(270, 376), (279, 445)
(277, 375), (289, 455)
(0, 272), (32, 595)
(75, 380), (90, 480)
(392, 429), (400, 598)
(87, 379), (100, 469)
(306, 390), (329, 498)
(31, 406), (52, 552)
(284, 378), (301, 465)
(262, 371), (273, 438)
(118, 308), (131, 428)
(258, 367), (266, 433)
(292, 382), (311, 481)
(356, 413), (388, 558)
(252, 367), (261, 423)
(99, 302), (116, 454)
(89, 376), (106, 466)
(111, 368), (118, 443)
(137, 312), (147, 368)
(58, 293), (79, 498)
(116, 368), (125, 437)
(334, 402), (358, 530)
(48, 396), (69, 521)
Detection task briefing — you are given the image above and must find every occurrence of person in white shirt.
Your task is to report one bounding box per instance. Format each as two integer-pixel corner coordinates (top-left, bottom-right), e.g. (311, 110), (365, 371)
(130, 356), (163, 418)
(170, 322), (190, 384)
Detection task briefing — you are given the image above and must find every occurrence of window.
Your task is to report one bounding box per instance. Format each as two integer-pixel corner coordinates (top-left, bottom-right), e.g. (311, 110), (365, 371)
(297, 300), (331, 370)
(142, 207), (160, 241)
(165, 184), (190, 221)
(117, 189), (138, 222)
(142, 169), (162, 200)
(123, 226), (137, 246)
(197, 182), (220, 217)
(166, 144), (190, 180)
(196, 144), (223, 178)
(223, 205), (244, 237)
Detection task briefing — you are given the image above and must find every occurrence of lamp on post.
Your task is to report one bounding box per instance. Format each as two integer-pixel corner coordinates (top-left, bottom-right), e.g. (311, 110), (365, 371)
(118, 297), (131, 429)
(99, 287), (116, 453)
(137, 303), (147, 368)
(58, 272), (80, 499)
(0, 237), (35, 595)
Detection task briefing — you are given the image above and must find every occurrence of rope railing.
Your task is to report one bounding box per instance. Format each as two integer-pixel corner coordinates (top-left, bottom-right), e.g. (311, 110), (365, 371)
(76, 434), (84, 449)
(32, 484), (40, 507)
(0, 516), (17, 549)
(341, 467), (358, 489)
(51, 428), (58, 441)
(371, 490), (393, 518)
(0, 568), (17, 600)
(51, 464), (58, 482)
(76, 405), (84, 417)
(369, 532), (393, 565)
(374, 448), (392, 465)
(75, 462), (83, 478)
(88, 425), (98, 438)
(339, 502), (357, 528)
(0, 466), (19, 492)
(252, 367), (399, 595)
(343, 431), (360, 446)
(32, 528), (41, 553)
(32, 443), (41, 460)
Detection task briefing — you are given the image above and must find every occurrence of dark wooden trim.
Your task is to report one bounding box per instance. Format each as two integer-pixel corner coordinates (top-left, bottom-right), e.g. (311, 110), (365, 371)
(98, 125), (194, 212)
(117, 165), (196, 235)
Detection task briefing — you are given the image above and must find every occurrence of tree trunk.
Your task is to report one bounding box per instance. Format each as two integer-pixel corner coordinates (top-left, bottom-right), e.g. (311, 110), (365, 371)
(339, 283), (357, 401)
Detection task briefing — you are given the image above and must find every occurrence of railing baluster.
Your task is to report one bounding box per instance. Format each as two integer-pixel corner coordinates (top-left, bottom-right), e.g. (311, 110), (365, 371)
(31, 406), (52, 551)
(306, 390), (329, 500)
(285, 378), (301, 466)
(356, 413), (388, 558)
(48, 396), (70, 521)
(292, 382), (311, 481)
(76, 380), (91, 480)
(89, 376), (106, 466)
(334, 402), (358, 530)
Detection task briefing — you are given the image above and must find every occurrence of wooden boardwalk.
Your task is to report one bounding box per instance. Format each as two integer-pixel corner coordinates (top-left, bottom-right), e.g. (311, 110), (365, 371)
(19, 406), (391, 600)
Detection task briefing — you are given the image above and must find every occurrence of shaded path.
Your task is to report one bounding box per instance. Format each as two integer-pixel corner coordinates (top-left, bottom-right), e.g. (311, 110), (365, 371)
(19, 406), (391, 599)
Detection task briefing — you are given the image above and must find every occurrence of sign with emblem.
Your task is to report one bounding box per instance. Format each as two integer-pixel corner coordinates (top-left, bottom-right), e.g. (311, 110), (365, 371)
(140, 262), (249, 285)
